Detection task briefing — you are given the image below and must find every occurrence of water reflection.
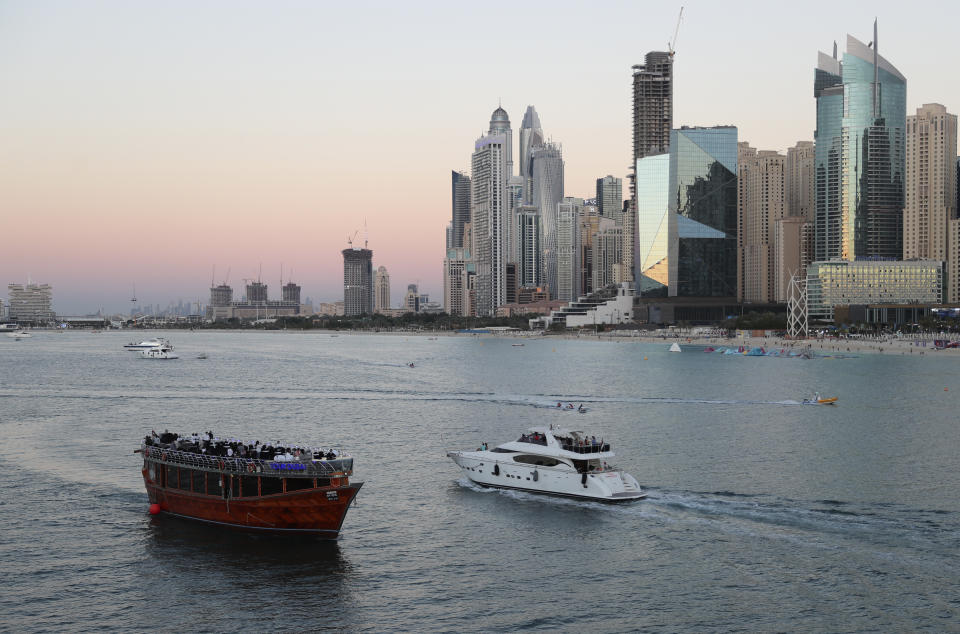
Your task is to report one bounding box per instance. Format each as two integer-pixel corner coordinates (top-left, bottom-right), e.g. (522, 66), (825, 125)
(146, 515), (352, 578)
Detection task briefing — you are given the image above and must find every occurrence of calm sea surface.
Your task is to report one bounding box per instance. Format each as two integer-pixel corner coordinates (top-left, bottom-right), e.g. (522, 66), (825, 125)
(1, 331), (959, 632)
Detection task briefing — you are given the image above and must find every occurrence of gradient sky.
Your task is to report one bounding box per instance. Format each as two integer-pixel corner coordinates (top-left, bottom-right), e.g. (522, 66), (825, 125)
(2, 0), (958, 314)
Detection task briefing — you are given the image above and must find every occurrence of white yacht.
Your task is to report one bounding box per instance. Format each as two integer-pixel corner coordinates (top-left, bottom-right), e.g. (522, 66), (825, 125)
(139, 343), (178, 359)
(447, 425), (645, 502)
(124, 337), (169, 350)
(6, 330), (32, 340)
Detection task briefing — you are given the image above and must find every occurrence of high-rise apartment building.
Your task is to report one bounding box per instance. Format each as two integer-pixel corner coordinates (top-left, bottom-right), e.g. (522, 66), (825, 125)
(556, 198), (582, 301)
(532, 142), (564, 298)
(738, 143), (786, 303)
(443, 247), (473, 316)
(7, 283), (54, 322)
(209, 284), (232, 307)
(786, 141), (815, 219)
(246, 281), (267, 304)
(516, 206), (541, 289)
(579, 206), (603, 294)
(775, 216), (814, 302)
(903, 104), (957, 262)
(814, 23), (907, 261)
(596, 175), (623, 224)
(281, 282), (301, 305)
(593, 223), (623, 292)
(451, 171), (471, 249)
(342, 247), (374, 316)
(632, 52), (673, 162)
(375, 265), (391, 313)
(471, 107), (513, 315)
(403, 284), (420, 313)
(667, 126), (738, 297)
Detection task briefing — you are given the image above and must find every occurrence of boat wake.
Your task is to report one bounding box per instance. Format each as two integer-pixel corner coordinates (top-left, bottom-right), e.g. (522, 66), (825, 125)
(454, 477), (960, 559)
(0, 388), (817, 409)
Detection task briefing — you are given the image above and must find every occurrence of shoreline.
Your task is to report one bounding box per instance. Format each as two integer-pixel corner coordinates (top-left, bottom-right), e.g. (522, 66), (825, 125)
(110, 327), (960, 357)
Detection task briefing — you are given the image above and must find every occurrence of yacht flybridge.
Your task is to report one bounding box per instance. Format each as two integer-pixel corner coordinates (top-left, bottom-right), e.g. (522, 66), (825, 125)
(447, 425), (646, 502)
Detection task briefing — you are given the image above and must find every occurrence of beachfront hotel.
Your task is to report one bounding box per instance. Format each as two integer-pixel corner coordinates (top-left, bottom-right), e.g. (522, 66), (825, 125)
(806, 259), (944, 321)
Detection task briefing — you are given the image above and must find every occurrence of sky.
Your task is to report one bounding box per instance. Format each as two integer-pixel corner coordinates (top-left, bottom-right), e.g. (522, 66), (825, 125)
(2, 0), (959, 315)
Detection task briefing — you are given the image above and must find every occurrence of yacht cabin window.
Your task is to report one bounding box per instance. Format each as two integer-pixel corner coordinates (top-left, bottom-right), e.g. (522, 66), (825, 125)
(512, 454), (561, 467)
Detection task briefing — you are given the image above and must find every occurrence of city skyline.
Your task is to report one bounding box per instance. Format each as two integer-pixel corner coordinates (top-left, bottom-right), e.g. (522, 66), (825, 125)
(3, 1), (960, 313)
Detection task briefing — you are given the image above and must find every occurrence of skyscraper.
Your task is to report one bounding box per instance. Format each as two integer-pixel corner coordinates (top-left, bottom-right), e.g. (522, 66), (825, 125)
(596, 175), (623, 224)
(471, 106), (513, 315)
(632, 52), (673, 162)
(636, 153), (670, 295)
(738, 143), (786, 303)
(516, 206), (541, 288)
(814, 23), (907, 261)
(592, 221), (622, 292)
(451, 170), (471, 249)
(532, 142), (564, 297)
(904, 104), (957, 261)
(786, 141), (815, 219)
(556, 198), (582, 301)
(668, 126), (738, 297)
(519, 106), (544, 204)
(342, 246), (374, 316)
(629, 51), (674, 291)
(375, 265), (391, 313)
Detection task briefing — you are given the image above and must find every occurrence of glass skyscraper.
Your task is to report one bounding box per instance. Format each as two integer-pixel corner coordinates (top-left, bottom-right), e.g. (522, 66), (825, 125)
(635, 153), (670, 295)
(667, 127), (739, 297)
(815, 24), (907, 261)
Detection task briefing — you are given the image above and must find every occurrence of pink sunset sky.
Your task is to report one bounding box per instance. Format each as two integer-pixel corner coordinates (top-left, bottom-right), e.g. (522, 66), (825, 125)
(2, 0), (958, 314)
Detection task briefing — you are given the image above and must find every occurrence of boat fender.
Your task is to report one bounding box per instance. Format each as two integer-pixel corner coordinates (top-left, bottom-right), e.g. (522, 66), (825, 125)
(532, 470), (538, 482)
(247, 462), (255, 474)
(493, 464), (500, 476)
(581, 473), (588, 487)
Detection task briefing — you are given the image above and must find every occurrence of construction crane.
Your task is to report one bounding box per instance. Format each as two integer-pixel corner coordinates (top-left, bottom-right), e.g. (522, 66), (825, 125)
(347, 230), (359, 248)
(668, 6), (684, 58)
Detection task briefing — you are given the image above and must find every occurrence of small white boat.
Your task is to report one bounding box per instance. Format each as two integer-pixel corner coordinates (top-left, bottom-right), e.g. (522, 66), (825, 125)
(512, 343), (525, 347)
(140, 344), (178, 359)
(448, 425), (645, 502)
(669, 342), (682, 352)
(6, 330), (32, 339)
(124, 337), (169, 350)
(196, 352), (208, 360)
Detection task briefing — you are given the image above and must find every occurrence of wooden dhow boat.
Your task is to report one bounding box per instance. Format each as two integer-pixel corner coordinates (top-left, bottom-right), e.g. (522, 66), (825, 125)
(137, 435), (362, 537)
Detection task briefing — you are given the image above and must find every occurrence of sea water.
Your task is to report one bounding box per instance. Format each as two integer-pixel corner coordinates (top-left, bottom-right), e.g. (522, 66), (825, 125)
(1, 331), (958, 631)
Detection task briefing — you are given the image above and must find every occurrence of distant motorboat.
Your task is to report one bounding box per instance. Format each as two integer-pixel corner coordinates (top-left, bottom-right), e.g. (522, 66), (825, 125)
(7, 330), (32, 340)
(196, 353), (208, 360)
(512, 343), (525, 347)
(802, 392), (838, 405)
(669, 342), (682, 352)
(124, 337), (169, 351)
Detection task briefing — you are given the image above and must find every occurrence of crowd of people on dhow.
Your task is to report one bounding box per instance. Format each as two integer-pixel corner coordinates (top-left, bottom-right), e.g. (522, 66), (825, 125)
(143, 430), (340, 462)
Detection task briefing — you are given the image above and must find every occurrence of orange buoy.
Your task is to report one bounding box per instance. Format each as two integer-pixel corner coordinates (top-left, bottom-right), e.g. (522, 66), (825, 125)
(149, 503), (161, 515)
